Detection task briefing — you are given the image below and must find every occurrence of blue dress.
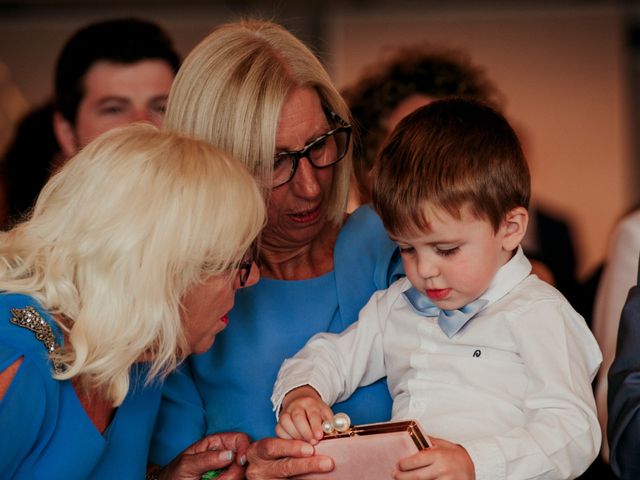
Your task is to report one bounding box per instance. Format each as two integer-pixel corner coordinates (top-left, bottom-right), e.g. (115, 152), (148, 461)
(151, 205), (403, 465)
(0, 293), (163, 479)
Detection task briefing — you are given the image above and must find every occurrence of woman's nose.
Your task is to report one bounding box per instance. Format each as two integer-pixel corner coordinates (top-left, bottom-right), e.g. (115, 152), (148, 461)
(291, 157), (321, 197)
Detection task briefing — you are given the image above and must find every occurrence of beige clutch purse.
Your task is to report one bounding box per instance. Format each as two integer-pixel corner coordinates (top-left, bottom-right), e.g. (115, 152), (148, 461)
(294, 420), (430, 480)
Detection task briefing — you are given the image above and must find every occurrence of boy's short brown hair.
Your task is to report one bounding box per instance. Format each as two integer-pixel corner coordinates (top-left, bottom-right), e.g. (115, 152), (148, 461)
(372, 97), (530, 236)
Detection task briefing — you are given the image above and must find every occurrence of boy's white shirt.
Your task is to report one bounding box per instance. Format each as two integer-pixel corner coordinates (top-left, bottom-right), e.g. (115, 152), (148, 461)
(272, 247), (602, 480)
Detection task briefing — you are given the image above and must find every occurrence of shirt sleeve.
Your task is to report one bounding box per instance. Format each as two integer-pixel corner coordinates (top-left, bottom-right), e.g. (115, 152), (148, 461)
(608, 281), (640, 480)
(149, 361), (207, 466)
(461, 299), (601, 480)
(272, 288), (393, 416)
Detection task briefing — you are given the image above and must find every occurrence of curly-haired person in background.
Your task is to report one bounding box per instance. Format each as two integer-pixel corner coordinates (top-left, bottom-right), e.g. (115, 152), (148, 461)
(343, 44), (583, 315)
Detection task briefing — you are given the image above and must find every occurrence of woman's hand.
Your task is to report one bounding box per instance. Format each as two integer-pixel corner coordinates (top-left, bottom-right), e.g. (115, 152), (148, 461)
(277, 385), (334, 444)
(159, 432), (250, 480)
(395, 437), (475, 480)
(245, 437), (334, 479)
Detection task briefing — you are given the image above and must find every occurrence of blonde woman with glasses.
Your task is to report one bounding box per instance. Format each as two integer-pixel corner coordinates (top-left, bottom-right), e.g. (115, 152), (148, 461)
(0, 124), (264, 479)
(151, 19), (404, 478)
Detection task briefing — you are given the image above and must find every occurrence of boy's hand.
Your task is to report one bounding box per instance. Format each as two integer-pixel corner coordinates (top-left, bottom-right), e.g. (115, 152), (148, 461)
(395, 437), (475, 480)
(276, 385), (334, 445)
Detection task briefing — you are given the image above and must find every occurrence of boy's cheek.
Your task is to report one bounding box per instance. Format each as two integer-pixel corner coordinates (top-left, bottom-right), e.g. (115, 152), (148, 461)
(399, 255), (412, 274)
(401, 257), (421, 288)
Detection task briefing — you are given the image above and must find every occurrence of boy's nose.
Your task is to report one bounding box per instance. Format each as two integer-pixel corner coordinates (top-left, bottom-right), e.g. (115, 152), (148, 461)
(417, 256), (438, 279)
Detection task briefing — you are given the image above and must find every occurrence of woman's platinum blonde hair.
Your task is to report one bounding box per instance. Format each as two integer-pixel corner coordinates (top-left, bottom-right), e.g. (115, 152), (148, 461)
(0, 124), (265, 405)
(164, 19), (352, 224)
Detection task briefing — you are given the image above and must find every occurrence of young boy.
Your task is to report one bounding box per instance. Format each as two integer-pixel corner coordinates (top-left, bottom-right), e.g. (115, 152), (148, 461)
(271, 98), (602, 480)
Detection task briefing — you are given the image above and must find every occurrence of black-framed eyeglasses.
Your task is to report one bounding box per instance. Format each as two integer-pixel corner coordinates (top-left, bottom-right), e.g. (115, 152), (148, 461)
(237, 242), (258, 287)
(272, 110), (351, 188)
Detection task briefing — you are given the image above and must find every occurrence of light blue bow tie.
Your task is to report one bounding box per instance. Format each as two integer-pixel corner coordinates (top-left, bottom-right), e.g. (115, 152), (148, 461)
(403, 287), (488, 338)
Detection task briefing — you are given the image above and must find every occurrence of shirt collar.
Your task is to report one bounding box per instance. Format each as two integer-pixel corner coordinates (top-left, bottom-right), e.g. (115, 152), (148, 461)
(477, 245), (531, 308)
(400, 245), (531, 310)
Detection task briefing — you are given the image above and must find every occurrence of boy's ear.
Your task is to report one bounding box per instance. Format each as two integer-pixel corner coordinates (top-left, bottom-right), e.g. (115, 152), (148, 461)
(501, 206), (528, 251)
(53, 112), (78, 159)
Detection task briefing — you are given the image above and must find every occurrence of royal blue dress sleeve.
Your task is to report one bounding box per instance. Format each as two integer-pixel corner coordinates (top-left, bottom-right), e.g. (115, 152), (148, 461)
(334, 205), (404, 329)
(0, 340), (47, 479)
(1, 293), (163, 479)
(150, 362), (206, 466)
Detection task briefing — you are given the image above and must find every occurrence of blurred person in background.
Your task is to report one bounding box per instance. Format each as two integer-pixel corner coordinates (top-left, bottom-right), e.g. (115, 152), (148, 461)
(343, 44), (582, 311)
(0, 18), (180, 230)
(1, 101), (61, 228)
(52, 17), (180, 160)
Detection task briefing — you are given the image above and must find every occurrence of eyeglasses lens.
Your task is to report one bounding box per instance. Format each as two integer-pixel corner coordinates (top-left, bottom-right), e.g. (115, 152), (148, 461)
(272, 130), (348, 187)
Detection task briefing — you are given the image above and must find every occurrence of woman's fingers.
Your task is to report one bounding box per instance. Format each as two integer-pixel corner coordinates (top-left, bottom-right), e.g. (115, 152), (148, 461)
(245, 437), (334, 479)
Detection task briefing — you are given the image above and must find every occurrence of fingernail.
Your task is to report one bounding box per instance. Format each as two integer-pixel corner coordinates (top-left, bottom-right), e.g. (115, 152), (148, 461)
(239, 454), (247, 466)
(319, 458), (333, 471)
(301, 444), (314, 456)
(218, 450), (233, 461)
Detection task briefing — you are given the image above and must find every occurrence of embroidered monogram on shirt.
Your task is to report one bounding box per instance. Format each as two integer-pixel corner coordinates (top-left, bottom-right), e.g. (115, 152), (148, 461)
(10, 306), (64, 373)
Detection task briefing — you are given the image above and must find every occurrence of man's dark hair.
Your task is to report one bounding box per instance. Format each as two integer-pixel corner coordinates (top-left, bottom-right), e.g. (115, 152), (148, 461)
(54, 18), (180, 125)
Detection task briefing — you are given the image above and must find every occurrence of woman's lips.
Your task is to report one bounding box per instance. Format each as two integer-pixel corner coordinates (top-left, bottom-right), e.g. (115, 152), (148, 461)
(220, 314), (229, 325)
(425, 288), (451, 301)
(288, 205), (321, 224)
